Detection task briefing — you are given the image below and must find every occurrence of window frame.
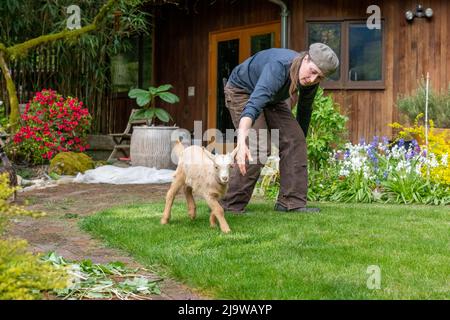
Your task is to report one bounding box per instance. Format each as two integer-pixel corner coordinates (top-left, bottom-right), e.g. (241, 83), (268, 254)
(112, 34), (152, 97)
(305, 18), (385, 90)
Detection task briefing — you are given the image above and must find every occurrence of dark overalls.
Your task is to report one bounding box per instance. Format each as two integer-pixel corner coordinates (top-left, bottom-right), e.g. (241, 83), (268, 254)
(220, 48), (318, 211)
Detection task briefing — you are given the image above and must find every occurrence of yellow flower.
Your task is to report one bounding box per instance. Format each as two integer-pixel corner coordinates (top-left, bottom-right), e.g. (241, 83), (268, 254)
(390, 114), (450, 185)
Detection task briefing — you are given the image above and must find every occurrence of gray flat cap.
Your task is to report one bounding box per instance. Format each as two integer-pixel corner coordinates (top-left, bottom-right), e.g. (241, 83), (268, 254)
(308, 43), (339, 77)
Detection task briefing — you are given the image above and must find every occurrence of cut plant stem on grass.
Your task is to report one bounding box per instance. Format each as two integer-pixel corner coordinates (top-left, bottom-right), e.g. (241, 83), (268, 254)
(41, 252), (162, 300)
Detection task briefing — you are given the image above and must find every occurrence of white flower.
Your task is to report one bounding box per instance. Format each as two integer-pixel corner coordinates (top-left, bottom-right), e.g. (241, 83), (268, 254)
(415, 164), (422, 175)
(429, 154), (439, 168)
(441, 153), (448, 167)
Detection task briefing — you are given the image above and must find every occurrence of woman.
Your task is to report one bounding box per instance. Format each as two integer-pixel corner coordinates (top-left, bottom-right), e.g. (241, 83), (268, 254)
(220, 43), (339, 213)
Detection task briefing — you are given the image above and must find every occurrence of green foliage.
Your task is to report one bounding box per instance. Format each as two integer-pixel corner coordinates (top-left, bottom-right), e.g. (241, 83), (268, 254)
(329, 172), (378, 203)
(382, 173), (450, 205)
(0, 173), (44, 217)
(255, 156), (280, 200)
(49, 152), (94, 176)
(0, 240), (67, 300)
(0, 102), (8, 129)
(0, 161), (61, 301)
(42, 252), (161, 300)
(306, 87), (348, 169)
(0, 0), (152, 133)
(397, 79), (450, 128)
(307, 139), (450, 205)
(128, 84), (180, 125)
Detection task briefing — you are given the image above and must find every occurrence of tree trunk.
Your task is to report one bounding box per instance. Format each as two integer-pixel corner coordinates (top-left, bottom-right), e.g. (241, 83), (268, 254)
(0, 51), (19, 132)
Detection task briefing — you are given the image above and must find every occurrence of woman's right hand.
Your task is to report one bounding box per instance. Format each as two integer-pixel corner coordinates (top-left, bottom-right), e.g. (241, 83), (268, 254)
(236, 116), (254, 176)
(236, 142), (252, 176)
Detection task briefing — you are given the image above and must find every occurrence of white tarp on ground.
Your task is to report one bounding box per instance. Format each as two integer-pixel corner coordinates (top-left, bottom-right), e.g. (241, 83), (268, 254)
(74, 165), (174, 184)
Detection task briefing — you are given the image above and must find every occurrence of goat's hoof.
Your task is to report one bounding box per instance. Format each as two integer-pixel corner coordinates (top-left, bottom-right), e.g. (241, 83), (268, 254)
(160, 218), (169, 225)
(221, 228), (231, 234)
(210, 223), (217, 228)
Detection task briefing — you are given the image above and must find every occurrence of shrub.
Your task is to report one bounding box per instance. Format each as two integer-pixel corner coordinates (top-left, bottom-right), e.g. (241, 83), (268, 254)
(12, 89), (92, 164)
(0, 173), (65, 300)
(294, 87), (348, 170)
(397, 80), (450, 128)
(0, 239), (67, 300)
(390, 114), (450, 186)
(0, 173), (43, 218)
(49, 152), (94, 176)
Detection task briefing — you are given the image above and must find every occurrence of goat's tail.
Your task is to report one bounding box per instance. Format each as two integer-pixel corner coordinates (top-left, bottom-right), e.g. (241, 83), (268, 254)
(173, 139), (185, 158)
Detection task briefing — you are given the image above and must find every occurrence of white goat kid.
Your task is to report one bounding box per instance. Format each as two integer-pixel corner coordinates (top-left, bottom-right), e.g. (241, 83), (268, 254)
(161, 141), (237, 233)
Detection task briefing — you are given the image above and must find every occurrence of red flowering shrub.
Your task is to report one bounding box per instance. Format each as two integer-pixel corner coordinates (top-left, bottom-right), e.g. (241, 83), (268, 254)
(13, 89), (92, 164)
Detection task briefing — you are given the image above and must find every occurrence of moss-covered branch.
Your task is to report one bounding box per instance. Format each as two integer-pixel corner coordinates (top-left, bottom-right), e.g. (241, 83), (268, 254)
(7, 0), (118, 58)
(0, 0), (119, 132)
(7, 25), (95, 58)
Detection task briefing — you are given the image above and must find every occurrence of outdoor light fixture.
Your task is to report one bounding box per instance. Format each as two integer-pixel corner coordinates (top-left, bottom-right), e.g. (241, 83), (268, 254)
(405, 4), (433, 22)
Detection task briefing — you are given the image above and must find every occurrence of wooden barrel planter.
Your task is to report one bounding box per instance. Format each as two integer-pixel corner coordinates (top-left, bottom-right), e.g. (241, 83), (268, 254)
(130, 126), (184, 169)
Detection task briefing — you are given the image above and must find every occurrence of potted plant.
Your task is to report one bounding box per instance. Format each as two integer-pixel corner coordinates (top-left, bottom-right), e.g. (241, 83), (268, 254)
(128, 84), (180, 126)
(128, 84), (183, 169)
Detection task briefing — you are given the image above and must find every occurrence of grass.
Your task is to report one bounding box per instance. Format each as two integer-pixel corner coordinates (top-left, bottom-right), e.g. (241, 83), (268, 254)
(81, 201), (450, 299)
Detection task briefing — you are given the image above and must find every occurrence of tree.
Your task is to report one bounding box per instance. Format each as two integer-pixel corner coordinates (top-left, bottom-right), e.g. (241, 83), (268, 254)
(0, 0), (119, 132)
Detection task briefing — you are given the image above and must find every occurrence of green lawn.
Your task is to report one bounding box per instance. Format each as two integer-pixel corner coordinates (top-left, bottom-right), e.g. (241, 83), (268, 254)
(81, 201), (450, 299)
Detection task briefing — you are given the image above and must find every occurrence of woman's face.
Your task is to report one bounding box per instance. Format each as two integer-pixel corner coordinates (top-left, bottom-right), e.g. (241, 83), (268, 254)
(298, 55), (325, 87)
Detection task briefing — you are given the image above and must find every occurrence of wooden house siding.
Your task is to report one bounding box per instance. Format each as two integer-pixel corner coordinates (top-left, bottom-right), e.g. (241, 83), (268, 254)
(153, 0), (450, 142)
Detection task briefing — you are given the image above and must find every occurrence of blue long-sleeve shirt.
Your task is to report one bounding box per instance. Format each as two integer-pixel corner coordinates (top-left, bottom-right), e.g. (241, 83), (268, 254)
(228, 48), (318, 136)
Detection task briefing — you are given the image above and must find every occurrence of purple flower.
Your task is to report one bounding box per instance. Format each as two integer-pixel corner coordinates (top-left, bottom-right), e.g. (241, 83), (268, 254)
(382, 136), (389, 145)
(383, 171), (389, 179)
(371, 136), (379, 148)
(367, 143), (379, 165)
(412, 139), (421, 155)
(398, 138), (405, 148)
(344, 150), (350, 159)
(359, 137), (366, 145)
(406, 150), (414, 161)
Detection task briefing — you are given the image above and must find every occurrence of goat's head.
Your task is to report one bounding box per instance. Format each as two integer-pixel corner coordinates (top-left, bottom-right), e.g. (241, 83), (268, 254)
(203, 147), (238, 184)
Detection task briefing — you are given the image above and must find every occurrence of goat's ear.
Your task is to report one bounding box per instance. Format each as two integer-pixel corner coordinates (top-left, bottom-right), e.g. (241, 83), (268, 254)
(230, 146), (238, 160)
(202, 147), (216, 161)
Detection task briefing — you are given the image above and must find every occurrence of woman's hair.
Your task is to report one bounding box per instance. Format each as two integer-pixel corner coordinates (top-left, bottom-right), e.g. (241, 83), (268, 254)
(289, 53), (308, 106)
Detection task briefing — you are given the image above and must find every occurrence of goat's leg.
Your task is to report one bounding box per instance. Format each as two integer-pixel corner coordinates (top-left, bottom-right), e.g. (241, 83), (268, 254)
(161, 175), (185, 225)
(205, 195), (231, 233)
(184, 186), (196, 220)
(209, 213), (217, 228)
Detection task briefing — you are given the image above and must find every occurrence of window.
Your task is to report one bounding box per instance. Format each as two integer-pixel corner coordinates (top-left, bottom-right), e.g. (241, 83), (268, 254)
(307, 20), (384, 89)
(111, 34), (152, 93)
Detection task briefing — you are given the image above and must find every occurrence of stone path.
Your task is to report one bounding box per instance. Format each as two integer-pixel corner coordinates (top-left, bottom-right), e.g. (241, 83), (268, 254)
(5, 183), (203, 300)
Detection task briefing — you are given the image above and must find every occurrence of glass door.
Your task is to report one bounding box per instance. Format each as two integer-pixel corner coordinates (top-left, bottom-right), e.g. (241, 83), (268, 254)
(208, 22), (281, 136)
